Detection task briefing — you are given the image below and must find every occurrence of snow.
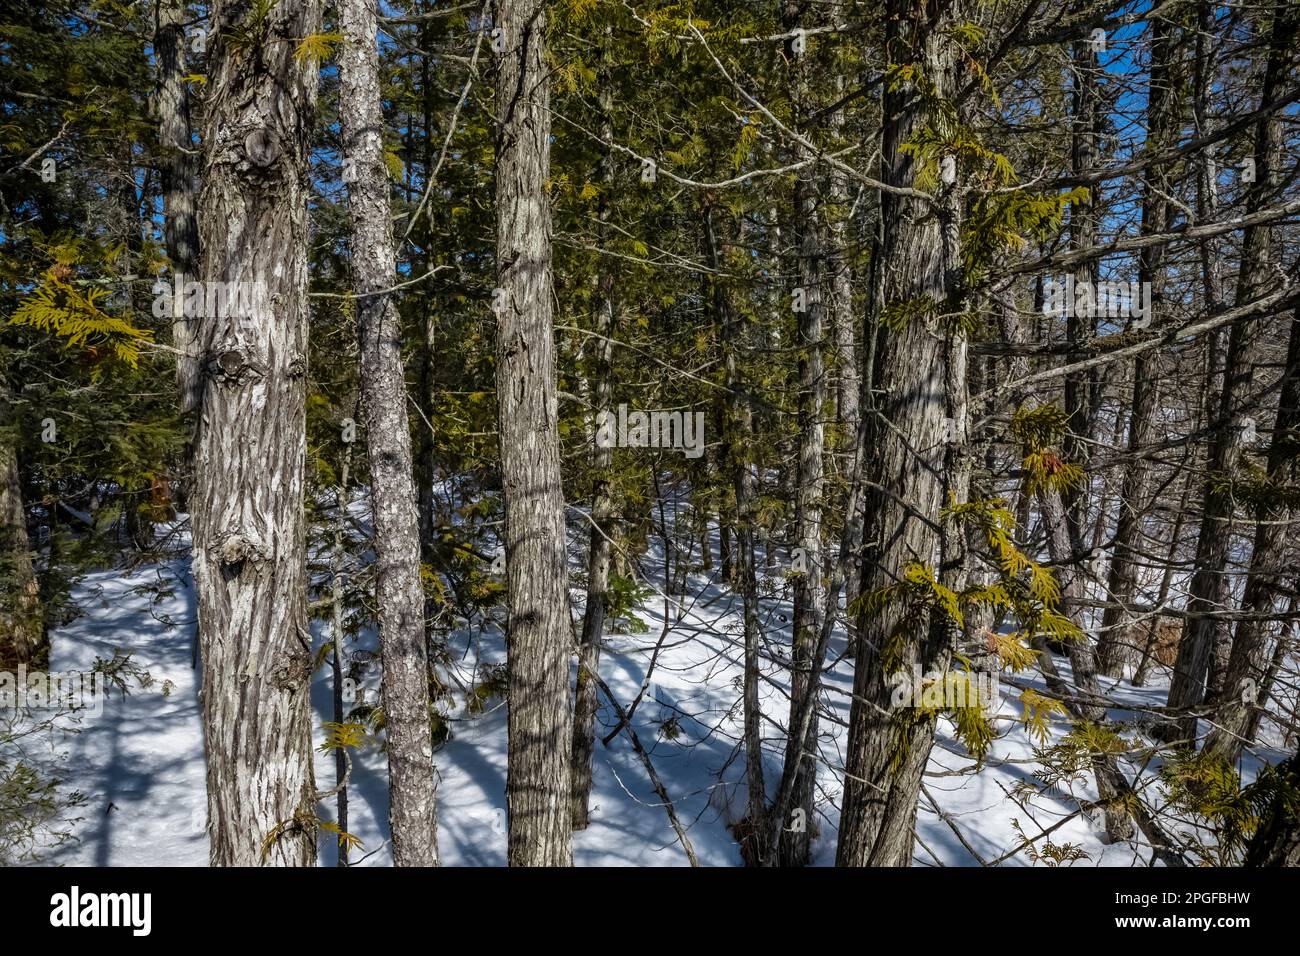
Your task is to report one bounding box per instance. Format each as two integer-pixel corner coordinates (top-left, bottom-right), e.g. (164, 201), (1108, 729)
(15, 505), (1281, 867)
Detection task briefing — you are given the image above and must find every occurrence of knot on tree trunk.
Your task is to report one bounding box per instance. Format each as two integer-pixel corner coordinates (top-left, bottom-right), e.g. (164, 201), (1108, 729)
(212, 529), (268, 568)
(269, 647), (313, 690)
(242, 128), (280, 168)
(208, 348), (266, 386)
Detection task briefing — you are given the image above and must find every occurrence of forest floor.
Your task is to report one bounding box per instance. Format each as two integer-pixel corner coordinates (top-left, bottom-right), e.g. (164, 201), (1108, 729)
(22, 500), (1284, 867)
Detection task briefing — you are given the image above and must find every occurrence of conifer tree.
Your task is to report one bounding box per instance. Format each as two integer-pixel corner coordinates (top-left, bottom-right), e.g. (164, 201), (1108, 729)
(339, 0), (440, 868)
(493, 0), (574, 867)
(190, 0), (323, 867)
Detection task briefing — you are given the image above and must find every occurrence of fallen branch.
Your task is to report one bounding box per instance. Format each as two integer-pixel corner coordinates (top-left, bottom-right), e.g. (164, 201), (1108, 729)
(596, 674), (700, 867)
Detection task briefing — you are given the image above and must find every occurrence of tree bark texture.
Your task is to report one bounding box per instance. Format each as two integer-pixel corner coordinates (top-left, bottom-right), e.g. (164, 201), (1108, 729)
(1203, 308), (1300, 763)
(154, 0), (202, 416)
(0, 377), (42, 670)
(570, 69), (617, 832)
(494, 0), (574, 867)
(836, 0), (965, 868)
(192, 0), (322, 867)
(1165, 5), (1296, 741)
(780, 5), (827, 866)
(339, 0), (439, 867)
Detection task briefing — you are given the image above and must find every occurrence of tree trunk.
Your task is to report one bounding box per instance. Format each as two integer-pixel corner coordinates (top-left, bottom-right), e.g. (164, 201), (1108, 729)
(767, 229), (875, 862)
(339, 0), (439, 867)
(1203, 309), (1300, 763)
(1133, 472), (1195, 687)
(778, 6), (828, 866)
(1039, 486), (1136, 843)
(570, 71), (617, 831)
(415, 8), (439, 572)
(0, 378), (42, 670)
(329, 445), (353, 866)
(1243, 601), (1294, 745)
(1096, 13), (1177, 677)
(705, 200), (768, 865)
(493, 0), (573, 867)
(1062, 1), (1101, 549)
(191, 0), (322, 867)
(154, 0), (202, 417)
(836, 0), (965, 868)
(1164, 5), (1296, 742)
(827, 62), (860, 454)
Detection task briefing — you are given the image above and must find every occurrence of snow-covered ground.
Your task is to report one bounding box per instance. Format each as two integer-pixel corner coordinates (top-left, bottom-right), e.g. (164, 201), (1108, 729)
(16, 504), (1283, 867)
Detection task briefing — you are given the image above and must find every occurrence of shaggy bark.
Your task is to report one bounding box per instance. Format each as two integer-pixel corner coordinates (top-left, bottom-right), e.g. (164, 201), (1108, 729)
(779, 6), (827, 866)
(570, 73), (617, 831)
(191, 0), (322, 866)
(836, 0), (965, 868)
(705, 200), (768, 864)
(154, 0), (202, 416)
(339, 0), (439, 866)
(0, 378), (42, 670)
(493, 0), (574, 867)
(1165, 5), (1296, 741)
(328, 445), (353, 866)
(1203, 310), (1300, 763)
